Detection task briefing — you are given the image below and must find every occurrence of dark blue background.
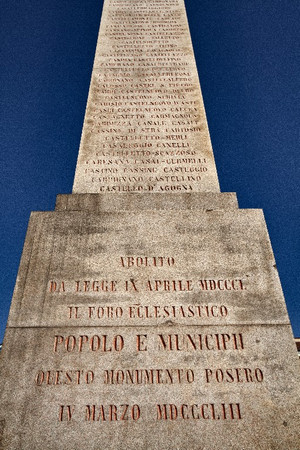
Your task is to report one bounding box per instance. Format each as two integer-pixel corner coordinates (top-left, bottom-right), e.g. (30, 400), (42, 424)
(0, 0), (299, 342)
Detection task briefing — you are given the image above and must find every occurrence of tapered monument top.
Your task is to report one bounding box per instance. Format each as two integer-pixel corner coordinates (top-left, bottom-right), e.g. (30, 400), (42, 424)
(73, 0), (220, 194)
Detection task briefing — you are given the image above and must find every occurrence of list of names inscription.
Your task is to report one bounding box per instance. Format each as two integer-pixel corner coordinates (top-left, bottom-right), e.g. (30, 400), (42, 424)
(73, 0), (220, 193)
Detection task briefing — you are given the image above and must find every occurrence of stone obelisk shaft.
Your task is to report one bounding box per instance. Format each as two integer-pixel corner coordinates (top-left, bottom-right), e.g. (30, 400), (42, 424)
(73, 0), (220, 194)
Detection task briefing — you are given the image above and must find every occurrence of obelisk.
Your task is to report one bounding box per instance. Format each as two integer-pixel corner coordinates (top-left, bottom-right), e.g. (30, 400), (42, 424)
(0, 0), (299, 449)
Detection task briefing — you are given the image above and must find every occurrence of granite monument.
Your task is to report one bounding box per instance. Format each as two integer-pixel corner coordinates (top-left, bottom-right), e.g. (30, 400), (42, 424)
(0, 0), (299, 448)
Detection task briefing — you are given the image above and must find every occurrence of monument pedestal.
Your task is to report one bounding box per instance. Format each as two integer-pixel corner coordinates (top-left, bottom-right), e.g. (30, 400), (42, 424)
(1, 194), (299, 448)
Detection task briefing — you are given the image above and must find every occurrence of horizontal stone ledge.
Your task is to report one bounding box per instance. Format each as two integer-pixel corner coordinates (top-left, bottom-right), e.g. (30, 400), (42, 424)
(5, 321), (293, 330)
(55, 192), (238, 212)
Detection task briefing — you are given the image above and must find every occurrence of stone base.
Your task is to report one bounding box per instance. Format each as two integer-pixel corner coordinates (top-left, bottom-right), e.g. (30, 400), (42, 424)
(0, 193), (299, 449)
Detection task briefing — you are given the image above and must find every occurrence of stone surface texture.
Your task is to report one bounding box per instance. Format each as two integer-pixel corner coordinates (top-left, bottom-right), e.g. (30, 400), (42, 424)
(0, 0), (299, 449)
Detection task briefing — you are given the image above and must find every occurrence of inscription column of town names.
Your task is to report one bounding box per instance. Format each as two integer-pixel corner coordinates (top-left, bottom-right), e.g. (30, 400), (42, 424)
(73, 0), (220, 193)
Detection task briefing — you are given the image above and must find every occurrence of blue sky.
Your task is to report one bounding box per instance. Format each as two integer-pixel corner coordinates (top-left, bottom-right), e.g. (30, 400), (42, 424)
(0, 0), (299, 342)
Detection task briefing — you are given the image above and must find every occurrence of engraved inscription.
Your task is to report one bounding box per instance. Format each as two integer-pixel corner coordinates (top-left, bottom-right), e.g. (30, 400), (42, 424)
(51, 332), (245, 353)
(205, 368), (264, 384)
(104, 368), (195, 385)
(53, 334), (124, 353)
(85, 404), (141, 422)
(47, 278), (246, 293)
(156, 403), (242, 421)
(56, 403), (243, 423)
(73, 0), (220, 192)
(59, 405), (75, 422)
(157, 333), (244, 351)
(35, 370), (95, 386)
(120, 256), (175, 267)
